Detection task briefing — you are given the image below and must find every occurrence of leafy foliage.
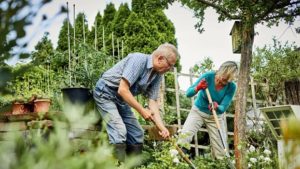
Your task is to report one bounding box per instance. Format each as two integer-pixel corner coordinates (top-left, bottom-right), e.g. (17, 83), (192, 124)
(192, 57), (214, 75)
(87, 12), (103, 51)
(0, 104), (138, 169)
(31, 33), (54, 67)
(251, 39), (300, 103)
(57, 19), (74, 52)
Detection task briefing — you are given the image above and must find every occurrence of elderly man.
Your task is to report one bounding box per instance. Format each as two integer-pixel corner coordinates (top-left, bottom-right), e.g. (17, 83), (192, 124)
(93, 43), (179, 162)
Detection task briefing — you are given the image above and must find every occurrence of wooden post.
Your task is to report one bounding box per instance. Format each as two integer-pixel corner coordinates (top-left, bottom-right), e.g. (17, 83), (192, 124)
(189, 68), (199, 156)
(121, 40), (124, 58)
(82, 14), (85, 44)
(102, 27), (105, 51)
(250, 76), (258, 122)
(282, 82), (287, 104)
(174, 67), (181, 128)
(94, 19), (97, 50)
(160, 75), (166, 115)
(67, 2), (72, 86)
(73, 4), (76, 54)
(112, 32), (114, 58)
(117, 39), (120, 61)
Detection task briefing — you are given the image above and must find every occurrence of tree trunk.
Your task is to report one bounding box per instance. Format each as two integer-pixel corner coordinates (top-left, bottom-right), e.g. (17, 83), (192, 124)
(284, 78), (300, 105)
(234, 22), (255, 169)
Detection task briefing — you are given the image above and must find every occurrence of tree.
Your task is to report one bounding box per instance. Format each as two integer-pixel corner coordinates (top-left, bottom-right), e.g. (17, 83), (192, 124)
(112, 3), (131, 38)
(74, 13), (89, 47)
(192, 57), (214, 74)
(87, 12), (103, 50)
(31, 33), (54, 66)
(175, 0), (300, 168)
(102, 3), (117, 54)
(124, 12), (158, 54)
(57, 19), (74, 52)
(251, 39), (300, 105)
(111, 3), (131, 58)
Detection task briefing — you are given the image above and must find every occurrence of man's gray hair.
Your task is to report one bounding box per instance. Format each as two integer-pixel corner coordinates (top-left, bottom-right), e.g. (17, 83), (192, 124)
(154, 43), (180, 59)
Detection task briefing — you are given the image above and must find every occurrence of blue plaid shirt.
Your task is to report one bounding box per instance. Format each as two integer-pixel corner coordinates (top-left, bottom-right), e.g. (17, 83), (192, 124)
(98, 53), (162, 100)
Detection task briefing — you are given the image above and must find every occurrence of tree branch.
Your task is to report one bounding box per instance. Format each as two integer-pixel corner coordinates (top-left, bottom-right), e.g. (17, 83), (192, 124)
(195, 0), (240, 19)
(255, 0), (300, 24)
(263, 12), (300, 21)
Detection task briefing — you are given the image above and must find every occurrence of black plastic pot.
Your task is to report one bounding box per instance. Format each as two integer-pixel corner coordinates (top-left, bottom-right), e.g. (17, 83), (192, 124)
(61, 87), (92, 104)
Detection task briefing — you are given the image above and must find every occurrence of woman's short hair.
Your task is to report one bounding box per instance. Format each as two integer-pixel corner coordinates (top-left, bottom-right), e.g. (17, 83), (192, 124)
(216, 61), (238, 81)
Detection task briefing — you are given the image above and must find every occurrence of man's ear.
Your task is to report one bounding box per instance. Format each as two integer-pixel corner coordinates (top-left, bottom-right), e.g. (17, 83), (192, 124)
(157, 55), (164, 62)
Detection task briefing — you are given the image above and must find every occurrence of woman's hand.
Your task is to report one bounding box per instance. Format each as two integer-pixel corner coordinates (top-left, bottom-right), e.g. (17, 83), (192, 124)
(208, 101), (218, 112)
(195, 79), (208, 92)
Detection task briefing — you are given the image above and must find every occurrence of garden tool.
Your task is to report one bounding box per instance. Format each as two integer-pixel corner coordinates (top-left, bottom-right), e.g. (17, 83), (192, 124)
(151, 120), (197, 169)
(145, 105), (197, 169)
(205, 88), (235, 169)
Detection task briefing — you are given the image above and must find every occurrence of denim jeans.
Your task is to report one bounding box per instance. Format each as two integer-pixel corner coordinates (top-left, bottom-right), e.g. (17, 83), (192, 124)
(93, 79), (144, 144)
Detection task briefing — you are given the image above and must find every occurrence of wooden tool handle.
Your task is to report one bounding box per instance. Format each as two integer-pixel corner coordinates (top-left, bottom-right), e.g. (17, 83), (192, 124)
(205, 88), (221, 129)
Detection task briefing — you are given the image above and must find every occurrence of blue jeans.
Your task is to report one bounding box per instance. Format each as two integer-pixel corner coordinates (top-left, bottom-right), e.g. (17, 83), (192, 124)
(93, 79), (144, 144)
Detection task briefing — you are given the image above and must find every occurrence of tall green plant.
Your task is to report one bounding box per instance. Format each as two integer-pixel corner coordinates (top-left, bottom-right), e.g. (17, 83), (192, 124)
(251, 39), (299, 104)
(31, 32), (54, 67)
(87, 12), (103, 50)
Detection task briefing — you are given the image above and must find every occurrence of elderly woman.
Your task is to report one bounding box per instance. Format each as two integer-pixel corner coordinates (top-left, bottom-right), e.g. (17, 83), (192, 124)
(179, 61), (238, 159)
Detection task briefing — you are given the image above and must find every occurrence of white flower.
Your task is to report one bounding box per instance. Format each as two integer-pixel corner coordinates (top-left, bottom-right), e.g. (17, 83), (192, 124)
(68, 132), (75, 139)
(258, 128), (263, 132)
(232, 160), (235, 164)
(153, 141), (157, 147)
(248, 163), (252, 168)
(264, 157), (272, 163)
(173, 157), (180, 164)
(259, 155), (264, 160)
(169, 149), (178, 157)
(250, 158), (257, 163)
(249, 145), (256, 152)
(263, 149), (271, 155)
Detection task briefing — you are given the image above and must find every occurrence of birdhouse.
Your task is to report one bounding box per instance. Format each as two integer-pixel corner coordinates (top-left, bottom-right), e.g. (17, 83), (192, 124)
(230, 21), (242, 53)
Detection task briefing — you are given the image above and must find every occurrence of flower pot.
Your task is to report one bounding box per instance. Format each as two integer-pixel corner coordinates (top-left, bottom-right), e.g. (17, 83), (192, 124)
(12, 102), (30, 115)
(33, 98), (51, 113)
(61, 88), (92, 105)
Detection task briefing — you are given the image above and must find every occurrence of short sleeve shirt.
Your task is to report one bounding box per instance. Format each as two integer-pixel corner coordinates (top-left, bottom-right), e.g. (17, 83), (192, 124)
(99, 53), (162, 100)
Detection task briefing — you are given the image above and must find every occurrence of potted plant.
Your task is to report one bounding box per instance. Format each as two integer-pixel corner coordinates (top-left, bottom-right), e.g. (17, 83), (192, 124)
(11, 96), (30, 115)
(61, 43), (94, 106)
(33, 96), (51, 113)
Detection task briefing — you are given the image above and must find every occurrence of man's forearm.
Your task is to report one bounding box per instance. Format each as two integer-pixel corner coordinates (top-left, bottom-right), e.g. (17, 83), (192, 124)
(117, 78), (145, 114)
(118, 87), (144, 114)
(149, 99), (165, 130)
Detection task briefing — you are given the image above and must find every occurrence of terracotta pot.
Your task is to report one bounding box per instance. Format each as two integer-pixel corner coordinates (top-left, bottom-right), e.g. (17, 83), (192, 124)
(12, 102), (30, 115)
(34, 98), (51, 113)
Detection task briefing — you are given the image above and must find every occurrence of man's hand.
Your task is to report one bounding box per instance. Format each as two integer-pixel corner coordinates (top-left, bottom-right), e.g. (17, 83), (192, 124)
(195, 79), (208, 92)
(159, 127), (170, 139)
(208, 101), (218, 112)
(141, 108), (154, 121)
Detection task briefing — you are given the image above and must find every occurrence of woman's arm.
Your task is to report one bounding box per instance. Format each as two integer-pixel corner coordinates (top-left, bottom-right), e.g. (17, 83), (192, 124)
(186, 72), (209, 97)
(217, 83), (237, 113)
